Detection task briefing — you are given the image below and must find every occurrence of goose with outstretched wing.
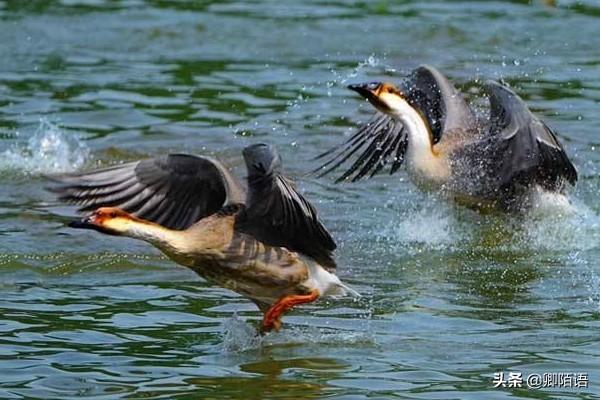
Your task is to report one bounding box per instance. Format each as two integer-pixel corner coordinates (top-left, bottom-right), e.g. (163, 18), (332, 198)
(315, 65), (577, 211)
(49, 144), (356, 333)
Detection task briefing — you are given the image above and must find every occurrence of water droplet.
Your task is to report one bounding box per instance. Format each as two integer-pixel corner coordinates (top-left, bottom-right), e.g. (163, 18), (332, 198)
(0, 118), (88, 174)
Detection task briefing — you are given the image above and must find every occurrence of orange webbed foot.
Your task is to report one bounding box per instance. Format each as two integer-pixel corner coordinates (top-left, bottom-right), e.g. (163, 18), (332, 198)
(261, 289), (320, 333)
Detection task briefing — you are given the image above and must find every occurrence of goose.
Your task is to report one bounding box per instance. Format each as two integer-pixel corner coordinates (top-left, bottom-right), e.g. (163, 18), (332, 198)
(49, 143), (356, 333)
(316, 65), (577, 211)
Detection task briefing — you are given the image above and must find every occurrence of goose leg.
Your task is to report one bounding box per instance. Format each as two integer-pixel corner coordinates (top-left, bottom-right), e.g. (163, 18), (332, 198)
(261, 289), (320, 333)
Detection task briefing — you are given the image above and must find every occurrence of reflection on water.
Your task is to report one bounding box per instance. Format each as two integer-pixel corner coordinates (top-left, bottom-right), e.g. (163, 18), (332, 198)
(1, 0), (599, 398)
(185, 376), (327, 399)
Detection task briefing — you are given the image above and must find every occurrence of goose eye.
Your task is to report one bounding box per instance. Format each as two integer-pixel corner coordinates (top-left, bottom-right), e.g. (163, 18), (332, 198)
(253, 162), (265, 173)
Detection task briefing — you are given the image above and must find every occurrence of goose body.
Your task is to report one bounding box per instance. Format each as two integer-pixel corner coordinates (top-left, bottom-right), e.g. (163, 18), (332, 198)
(50, 144), (355, 332)
(317, 65), (577, 211)
(128, 210), (345, 309)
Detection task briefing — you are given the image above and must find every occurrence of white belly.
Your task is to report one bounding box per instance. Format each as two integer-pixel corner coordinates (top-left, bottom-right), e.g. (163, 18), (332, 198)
(405, 147), (451, 192)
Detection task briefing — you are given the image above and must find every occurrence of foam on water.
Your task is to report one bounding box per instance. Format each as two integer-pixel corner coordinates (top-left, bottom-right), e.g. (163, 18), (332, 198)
(0, 118), (88, 175)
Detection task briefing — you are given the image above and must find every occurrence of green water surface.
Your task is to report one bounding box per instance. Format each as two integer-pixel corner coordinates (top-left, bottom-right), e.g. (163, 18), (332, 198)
(1, 1), (599, 399)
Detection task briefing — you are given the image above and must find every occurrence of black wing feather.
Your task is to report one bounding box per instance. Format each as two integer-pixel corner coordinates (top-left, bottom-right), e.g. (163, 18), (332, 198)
(239, 144), (337, 270)
(48, 154), (246, 230)
(485, 81), (577, 191)
(314, 112), (408, 182)
(313, 114), (390, 178)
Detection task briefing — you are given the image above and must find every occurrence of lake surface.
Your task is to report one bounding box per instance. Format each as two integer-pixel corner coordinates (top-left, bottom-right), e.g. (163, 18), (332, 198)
(1, 1), (599, 398)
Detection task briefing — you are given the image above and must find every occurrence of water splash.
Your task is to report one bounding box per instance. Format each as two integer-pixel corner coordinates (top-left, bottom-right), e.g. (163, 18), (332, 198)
(377, 197), (469, 253)
(220, 315), (262, 353)
(374, 188), (599, 255)
(244, 55), (388, 138)
(219, 315), (376, 354)
(0, 118), (88, 175)
(520, 198), (600, 253)
(529, 187), (576, 216)
(326, 54), (384, 97)
(582, 264), (600, 311)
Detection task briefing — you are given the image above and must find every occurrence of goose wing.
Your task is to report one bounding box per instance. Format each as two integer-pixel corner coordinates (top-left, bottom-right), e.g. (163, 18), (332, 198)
(313, 112), (408, 182)
(239, 144), (337, 270)
(485, 80), (577, 191)
(314, 65), (476, 182)
(407, 64), (477, 143)
(48, 154), (245, 230)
